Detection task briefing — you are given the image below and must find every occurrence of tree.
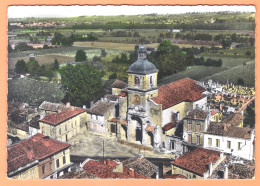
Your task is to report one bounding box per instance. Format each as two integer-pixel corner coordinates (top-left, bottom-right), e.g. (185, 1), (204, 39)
(244, 101), (255, 128)
(154, 40), (186, 78)
(14, 42), (34, 51)
(43, 44), (49, 49)
(59, 64), (105, 106)
(221, 37), (232, 49)
(15, 59), (27, 74)
(93, 56), (101, 62)
(53, 59), (59, 70)
(75, 49), (87, 62)
(101, 49), (107, 57)
(26, 58), (40, 77)
(245, 51), (251, 57)
(86, 34), (98, 41)
(109, 72), (117, 79)
(237, 78), (244, 86)
(8, 43), (13, 53)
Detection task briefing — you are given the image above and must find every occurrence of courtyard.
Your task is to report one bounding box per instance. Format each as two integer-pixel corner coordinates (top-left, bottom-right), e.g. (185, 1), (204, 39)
(69, 130), (175, 159)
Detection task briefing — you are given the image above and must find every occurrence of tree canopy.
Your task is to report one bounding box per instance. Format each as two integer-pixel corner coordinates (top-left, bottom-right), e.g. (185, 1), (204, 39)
(14, 42), (34, 52)
(15, 59), (27, 74)
(75, 49), (87, 62)
(59, 64), (105, 107)
(148, 40), (192, 79)
(244, 101), (255, 128)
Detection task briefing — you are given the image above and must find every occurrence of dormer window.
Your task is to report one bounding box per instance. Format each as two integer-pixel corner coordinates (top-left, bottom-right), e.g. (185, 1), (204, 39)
(135, 76), (140, 85)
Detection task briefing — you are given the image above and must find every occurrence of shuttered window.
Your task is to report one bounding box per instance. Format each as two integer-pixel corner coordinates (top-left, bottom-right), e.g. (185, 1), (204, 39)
(56, 159), (60, 168)
(111, 124), (116, 133)
(187, 121), (192, 131)
(238, 142), (242, 150)
(196, 123), (201, 132)
(208, 138), (212, 146)
(227, 141), (231, 149)
(188, 134), (192, 144)
(196, 135), (200, 145)
(63, 156), (66, 164)
(216, 139), (220, 147)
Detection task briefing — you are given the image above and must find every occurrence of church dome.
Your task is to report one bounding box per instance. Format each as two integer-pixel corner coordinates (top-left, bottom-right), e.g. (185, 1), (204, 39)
(127, 46), (158, 75)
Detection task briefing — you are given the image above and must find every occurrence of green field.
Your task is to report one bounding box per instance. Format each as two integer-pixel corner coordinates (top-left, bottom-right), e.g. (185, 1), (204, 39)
(8, 55), (74, 70)
(159, 57), (253, 85)
(199, 46), (255, 59)
(201, 60), (255, 86)
(73, 41), (159, 51)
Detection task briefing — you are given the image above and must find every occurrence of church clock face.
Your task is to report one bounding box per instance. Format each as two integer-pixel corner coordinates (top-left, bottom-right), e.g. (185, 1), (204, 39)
(134, 95), (140, 104)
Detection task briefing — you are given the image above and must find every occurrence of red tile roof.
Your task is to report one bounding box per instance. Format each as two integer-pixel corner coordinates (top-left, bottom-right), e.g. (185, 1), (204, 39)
(185, 109), (209, 120)
(171, 148), (220, 176)
(163, 174), (188, 179)
(40, 108), (86, 125)
(83, 160), (146, 179)
(8, 133), (70, 173)
(152, 78), (205, 110)
(206, 123), (252, 139)
(162, 122), (176, 131)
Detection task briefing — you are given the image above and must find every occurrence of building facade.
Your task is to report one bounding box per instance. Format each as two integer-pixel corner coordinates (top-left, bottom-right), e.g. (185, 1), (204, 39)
(39, 108), (87, 142)
(7, 133), (72, 179)
(204, 122), (254, 160)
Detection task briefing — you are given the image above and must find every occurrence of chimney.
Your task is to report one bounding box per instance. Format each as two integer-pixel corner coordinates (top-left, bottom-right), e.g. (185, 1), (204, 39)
(66, 102), (71, 108)
(209, 162), (213, 176)
(90, 101), (94, 107)
(223, 124), (227, 131)
(158, 163), (163, 179)
(71, 106), (75, 110)
(224, 165), (228, 179)
(83, 105), (86, 109)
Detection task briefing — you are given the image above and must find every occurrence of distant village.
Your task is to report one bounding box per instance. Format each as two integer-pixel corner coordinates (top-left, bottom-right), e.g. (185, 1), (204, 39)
(7, 47), (255, 179)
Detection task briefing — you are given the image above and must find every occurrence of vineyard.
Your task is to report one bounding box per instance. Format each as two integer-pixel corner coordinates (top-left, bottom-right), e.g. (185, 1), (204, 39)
(202, 60), (255, 86)
(8, 78), (65, 106)
(159, 56), (251, 85)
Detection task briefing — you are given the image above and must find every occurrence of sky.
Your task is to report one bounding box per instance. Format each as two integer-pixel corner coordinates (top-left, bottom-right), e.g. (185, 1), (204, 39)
(8, 5), (255, 18)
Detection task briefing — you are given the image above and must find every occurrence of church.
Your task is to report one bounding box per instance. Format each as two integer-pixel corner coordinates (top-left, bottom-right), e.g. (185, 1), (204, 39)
(87, 46), (209, 155)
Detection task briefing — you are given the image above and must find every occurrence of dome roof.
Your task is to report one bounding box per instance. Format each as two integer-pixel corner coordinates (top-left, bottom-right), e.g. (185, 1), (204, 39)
(128, 58), (158, 75)
(127, 46), (158, 75)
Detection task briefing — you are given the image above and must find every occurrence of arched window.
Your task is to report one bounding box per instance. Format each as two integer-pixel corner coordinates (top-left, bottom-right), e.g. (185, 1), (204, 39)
(134, 76), (140, 85)
(150, 76), (153, 85)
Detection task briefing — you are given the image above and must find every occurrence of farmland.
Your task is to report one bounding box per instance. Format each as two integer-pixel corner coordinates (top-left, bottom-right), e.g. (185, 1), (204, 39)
(8, 78), (65, 106)
(201, 60), (255, 86)
(159, 56), (252, 86)
(8, 54), (74, 70)
(8, 12), (255, 105)
(73, 41), (159, 51)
